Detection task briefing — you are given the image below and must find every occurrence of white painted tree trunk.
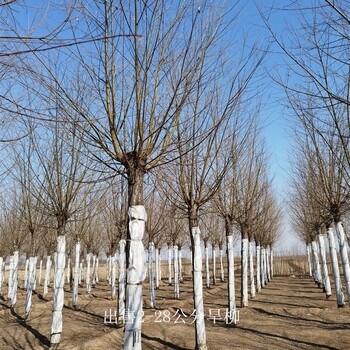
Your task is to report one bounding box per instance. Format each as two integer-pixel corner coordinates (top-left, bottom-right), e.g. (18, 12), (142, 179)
(317, 233), (331, 297)
(118, 239), (126, 324)
(0, 257), (3, 296)
(220, 249), (224, 282)
(124, 206), (147, 350)
(270, 247), (274, 278)
(256, 244), (261, 292)
(249, 240), (255, 298)
(327, 225), (345, 307)
(95, 258), (99, 284)
(168, 244), (172, 285)
(66, 257), (71, 284)
(260, 247), (265, 287)
(148, 242), (156, 307)
(25, 257), (36, 316)
(53, 252), (57, 289)
(179, 248), (183, 282)
(191, 227), (207, 350)
(106, 256), (110, 284)
(86, 253), (91, 293)
(24, 258), (29, 289)
(212, 246), (216, 285)
(7, 255), (13, 300)
(11, 251), (19, 306)
(79, 262), (83, 284)
(205, 245), (210, 288)
(111, 254), (116, 299)
(226, 235), (236, 323)
(43, 255), (51, 296)
(306, 244), (312, 277)
(241, 238), (248, 307)
(263, 248), (268, 284)
(72, 241), (80, 307)
(33, 257), (38, 291)
(91, 255), (96, 288)
(174, 245), (179, 299)
(311, 240), (322, 285)
(159, 252), (162, 281)
(155, 247), (159, 289)
(50, 235), (66, 345)
(335, 221), (350, 305)
(266, 246), (271, 282)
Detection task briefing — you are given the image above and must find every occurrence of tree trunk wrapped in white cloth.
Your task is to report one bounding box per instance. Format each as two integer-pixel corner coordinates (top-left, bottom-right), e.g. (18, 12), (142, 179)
(118, 239), (126, 324)
(124, 205), (147, 350)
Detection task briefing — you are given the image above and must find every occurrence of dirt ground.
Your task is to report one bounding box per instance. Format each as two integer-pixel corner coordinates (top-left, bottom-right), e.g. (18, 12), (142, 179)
(1, 264), (350, 350)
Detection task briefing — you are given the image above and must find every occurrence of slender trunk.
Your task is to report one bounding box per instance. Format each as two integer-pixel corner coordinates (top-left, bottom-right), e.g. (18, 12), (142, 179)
(33, 257), (38, 291)
(124, 205), (147, 350)
(212, 245), (216, 285)
(7, 255), (14, 300)
(79, 262), (83, 284)
(111, 254), (116, 299)
(311, 240), (322, 286)
(306, 244), (312, 277)
(219, 249), (224, 282)
(256, 244), (261, 292)
(327, 224), (345, 307)
(106, 256), (111, 284)
(241, 238), (248, 307)
(86, 253), (91, 293)
(174, 245), (179, 299)
(317, 233), (331, 297)
(260, 247), (265, 287)
(25, 257), (36, 317)
(266, 246), (271, 282)
(92, 255), (96, 288)
(38, 260), (43, 286)
(95, 258), (99, 284)
(66, 257), (71, 285)
(43, 255), (51, 296)
(148, 242), (156, 307)
(205, 244), (210, 289)
(335, 221), (350, 305)
(11, 251), (19, 307)
(118, 239), (126, 324)
(168, 244), (172, 285)
(50, 235), (66, 345)
(159, 252), (162, 281)
(270, 247), (274, 279)
(226, 235), (236, 323)
(155, 247), (159, 289)
(73, 241), (80, 307)
(191, 227), (207, 350)
(179, 248), (183, 282)
(53, 252), (57, 289)
(24, 259), (29, 289)
(249, 240), (255, 298)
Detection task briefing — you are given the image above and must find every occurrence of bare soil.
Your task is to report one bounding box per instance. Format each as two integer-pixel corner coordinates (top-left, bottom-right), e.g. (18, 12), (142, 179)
(1, 268), (350, 349)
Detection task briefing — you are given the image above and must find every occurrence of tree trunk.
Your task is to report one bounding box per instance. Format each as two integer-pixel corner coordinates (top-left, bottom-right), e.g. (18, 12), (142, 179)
(219, 248), (224, 282)
(191, 227), (207, 350)
(179, 248), (183, 282)
(155, 246), (159, 289)
(317, 233), (331, 297)
(311, 240), (322, 286)
(266, 246), (271, 282)
(95, 258), (99, 284)
(0, 257), (3, 296)
(24, 258), (29, 289)
(306, 244), (312, 277)
(124, 205), (147, 350)
(241, 238), (249, 307)
(270, 247), (274, 279)
(260, 247), (265, 287)
(11, 251), (19, 307)
(50, 235), (66, 345)
(43, 255), (51, 296)
(38, 260), (43, 286)
(148, 242), (156, 307)
(25, 257), (35, 317)
(91, 255), (96, 288)
(249, 240), (255, 299)
(256, 244), (261, 292)
(7, 255), (14, 301)
(335, 221), (350, 305)
(212, 245), (216, 285)
(66, 257), (71, 285)
(226, 235), (236, 323)
(86, 253), (91, 294)
(73, 241), (80, 307)
(118, 239), (126, 324)
(79, 262), (83, 284)
(205, 244), (210, 289)
(174, 245), (179, 299)
(111, 253), (116, 299)
(168, 244), (172, 285)
(327, 224), (345, 307)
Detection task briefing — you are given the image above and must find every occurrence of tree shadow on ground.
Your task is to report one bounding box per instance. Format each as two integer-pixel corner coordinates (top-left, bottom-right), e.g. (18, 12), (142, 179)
(142, 333), (191, 350)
